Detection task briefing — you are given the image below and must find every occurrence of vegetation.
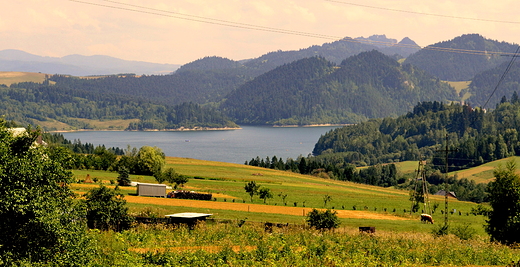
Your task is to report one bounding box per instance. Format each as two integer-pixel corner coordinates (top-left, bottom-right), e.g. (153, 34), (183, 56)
(0, 120), (94, 265)
(222, 51), (457, 125)
(404, 34), (517, 81)
(467, 61), (520, 107)
(85, 185), (133, 231)
(486, 160), (520, 244)
(306, 209), (340, 230)
(0, 82), (238, 131)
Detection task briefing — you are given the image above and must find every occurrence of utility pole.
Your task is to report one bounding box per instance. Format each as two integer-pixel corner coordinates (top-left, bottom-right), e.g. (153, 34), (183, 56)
(438, 134), (457, 229)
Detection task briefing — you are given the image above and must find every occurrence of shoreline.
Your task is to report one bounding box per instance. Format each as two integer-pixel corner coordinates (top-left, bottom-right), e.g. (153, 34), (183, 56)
(51, 126), (242, 133)
(50, 124), (350, 133)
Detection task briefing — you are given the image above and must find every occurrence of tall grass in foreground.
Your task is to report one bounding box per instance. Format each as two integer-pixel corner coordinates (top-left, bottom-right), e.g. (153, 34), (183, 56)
(91, 222), (519, 266)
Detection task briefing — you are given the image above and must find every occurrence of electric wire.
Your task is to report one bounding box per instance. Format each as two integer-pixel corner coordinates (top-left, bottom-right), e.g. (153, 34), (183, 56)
(66, 0), (520, 57)
(482, 45), (520, 109)
(325, 0), (520, 25)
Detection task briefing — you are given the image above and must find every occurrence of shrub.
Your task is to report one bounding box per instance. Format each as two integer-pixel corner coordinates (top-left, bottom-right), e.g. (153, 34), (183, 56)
(306, 209), (340, 230)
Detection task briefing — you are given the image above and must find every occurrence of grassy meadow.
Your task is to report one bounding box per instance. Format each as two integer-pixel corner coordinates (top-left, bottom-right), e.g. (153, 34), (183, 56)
(0, 71), (50, 86)
(72, 157), (489, 235)
(69, 156), (520, 266)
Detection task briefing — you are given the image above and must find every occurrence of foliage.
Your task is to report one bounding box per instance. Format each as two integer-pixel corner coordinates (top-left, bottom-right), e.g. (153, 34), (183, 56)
(0, 120), (94, 265)
(2, 82), (238, 131)
(89, 223), (519, 266)
(258, 187), (273, 203)
(404, 34), (516, 81)
(117, 166), (131, 186)
(84, 185), (134, 231)
(486, 160), (520, 244)
(222, 51), (457, 125)
(136, 146), (165, 176)
(306, 209), (340, 230)
(244, 181), (260, 202)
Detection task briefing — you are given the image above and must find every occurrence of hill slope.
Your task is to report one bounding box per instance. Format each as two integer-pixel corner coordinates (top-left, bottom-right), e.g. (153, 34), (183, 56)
(221, 51), (457, 125)
(404, 34), (518, 81)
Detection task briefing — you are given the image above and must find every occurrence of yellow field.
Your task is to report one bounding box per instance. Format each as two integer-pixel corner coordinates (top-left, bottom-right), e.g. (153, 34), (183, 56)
(0, 71), (52, 86)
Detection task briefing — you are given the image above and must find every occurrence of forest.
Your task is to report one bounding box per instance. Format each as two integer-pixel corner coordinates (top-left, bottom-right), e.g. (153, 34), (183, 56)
(222, 51), (457, 125)
(0, 82), (238, 130)
(312, 98), (520, 173)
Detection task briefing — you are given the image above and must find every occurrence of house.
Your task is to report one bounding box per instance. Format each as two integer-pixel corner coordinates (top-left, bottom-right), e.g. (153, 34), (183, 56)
(136, 183), (167, 197)
(434, 190), (457, 199)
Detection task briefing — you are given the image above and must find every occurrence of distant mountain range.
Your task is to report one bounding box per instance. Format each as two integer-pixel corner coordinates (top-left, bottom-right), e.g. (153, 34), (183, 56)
(0, 49), (180, 76)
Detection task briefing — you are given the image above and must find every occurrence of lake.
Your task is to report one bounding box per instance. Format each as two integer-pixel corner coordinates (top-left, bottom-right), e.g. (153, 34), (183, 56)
(61, 126), (342, 164)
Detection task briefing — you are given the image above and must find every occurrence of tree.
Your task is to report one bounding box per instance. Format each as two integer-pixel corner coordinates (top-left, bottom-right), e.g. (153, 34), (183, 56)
(323, 194), (332, 208)
(278, 192), (288, 205)
(84, 185), (133, 232)
(244, 181), (260, 202)
(306, 209), (340, 230)
(485, 160), (520, 244)
(136, 146), (165, 175)
(0, 122), (94, 265)
(117, 166), (131, 186)
(259, 187), (273, 203)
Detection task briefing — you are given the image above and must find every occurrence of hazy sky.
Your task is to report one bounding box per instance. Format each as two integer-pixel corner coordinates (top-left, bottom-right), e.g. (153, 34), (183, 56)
(2, 0), (519, 65)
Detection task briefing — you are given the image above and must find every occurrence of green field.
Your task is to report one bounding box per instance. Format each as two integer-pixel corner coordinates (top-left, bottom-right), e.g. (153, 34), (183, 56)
(72, 157), (489, 235)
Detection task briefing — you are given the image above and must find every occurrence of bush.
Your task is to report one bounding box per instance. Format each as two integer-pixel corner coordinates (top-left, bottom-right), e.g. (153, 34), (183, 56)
(306, 209), (340, 230)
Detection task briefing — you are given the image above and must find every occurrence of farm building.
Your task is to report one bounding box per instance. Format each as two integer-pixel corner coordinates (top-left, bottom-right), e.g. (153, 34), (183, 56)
(434, 190), (457, 199)
(136, 183), (167, 197)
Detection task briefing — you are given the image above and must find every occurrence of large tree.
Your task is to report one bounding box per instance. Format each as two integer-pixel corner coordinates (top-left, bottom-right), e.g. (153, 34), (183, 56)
(486, 160), (520, 244)
(0, 122), (93, 265)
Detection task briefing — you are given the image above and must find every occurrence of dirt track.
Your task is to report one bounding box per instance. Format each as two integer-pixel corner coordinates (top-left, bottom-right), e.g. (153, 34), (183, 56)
(125, 196), (410, 221)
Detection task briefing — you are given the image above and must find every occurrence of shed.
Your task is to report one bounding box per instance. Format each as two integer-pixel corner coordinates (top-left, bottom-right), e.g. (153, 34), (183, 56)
(165, 212), (212, 227)
(137, 183), (167, 197)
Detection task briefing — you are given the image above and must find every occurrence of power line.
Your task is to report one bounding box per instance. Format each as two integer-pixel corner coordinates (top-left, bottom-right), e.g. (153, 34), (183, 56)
(325, 0), (520, 25)
(67, 0), (520, 57)
(482, 46), (520, 109)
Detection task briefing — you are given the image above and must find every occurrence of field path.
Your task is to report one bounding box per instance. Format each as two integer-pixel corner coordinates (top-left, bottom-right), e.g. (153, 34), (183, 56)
(126, 196), (410, 221)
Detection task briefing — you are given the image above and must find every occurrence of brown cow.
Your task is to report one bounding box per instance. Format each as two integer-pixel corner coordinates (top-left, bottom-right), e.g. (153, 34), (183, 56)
(421, 214), (434, 224)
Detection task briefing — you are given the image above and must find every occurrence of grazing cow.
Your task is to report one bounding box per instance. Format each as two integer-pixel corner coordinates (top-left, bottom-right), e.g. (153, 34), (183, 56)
(421, 214), (434, 224)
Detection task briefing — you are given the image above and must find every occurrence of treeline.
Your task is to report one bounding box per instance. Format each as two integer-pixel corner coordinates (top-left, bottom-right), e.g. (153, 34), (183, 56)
(2, 82), (237, 130)
(222, 51), (457, 125)
(313, 99), (520, 171)
(246, 155), (399, 187)
(245, 154), (486, 203)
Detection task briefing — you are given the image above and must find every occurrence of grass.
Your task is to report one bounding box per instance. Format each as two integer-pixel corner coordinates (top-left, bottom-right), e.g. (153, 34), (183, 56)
(72, 157), (489, 235)
(451, 156), (520, 183)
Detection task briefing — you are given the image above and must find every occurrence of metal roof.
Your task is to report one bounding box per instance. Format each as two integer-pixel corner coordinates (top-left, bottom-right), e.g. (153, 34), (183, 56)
(165, 212), (212, 218)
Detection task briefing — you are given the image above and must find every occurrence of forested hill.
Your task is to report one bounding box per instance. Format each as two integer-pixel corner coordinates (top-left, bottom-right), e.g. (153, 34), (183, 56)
(221, 51), (457, 125)
(0, 82), (238, 131)
(312, 99), (520, 171)
(404, 34), (518, 81)
(466, 62), (520, 107)
(49, 66), (249, 106)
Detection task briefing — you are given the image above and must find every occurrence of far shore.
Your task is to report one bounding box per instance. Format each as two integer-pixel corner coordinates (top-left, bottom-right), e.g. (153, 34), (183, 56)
(50, 124), (351, 133)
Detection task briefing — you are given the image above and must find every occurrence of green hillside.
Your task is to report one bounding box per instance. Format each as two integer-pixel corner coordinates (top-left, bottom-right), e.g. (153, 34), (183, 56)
(222, 51), (457, 125)
(404, 34), (517, 81)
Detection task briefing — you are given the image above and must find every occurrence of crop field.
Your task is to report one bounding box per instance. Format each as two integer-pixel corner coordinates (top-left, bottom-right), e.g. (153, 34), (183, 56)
(452, 156), (520, 183)
(0, 71), (50, 86)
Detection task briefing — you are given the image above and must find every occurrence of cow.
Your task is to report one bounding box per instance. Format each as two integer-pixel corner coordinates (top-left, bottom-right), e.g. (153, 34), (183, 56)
(421, 214), (434, 224)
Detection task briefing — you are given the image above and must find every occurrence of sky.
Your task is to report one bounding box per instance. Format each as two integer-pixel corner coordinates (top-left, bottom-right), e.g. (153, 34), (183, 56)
(1, 0), (520, 65)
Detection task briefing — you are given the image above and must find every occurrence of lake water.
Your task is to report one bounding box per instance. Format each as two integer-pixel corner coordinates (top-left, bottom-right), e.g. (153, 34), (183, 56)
(61, 126), (342, 164)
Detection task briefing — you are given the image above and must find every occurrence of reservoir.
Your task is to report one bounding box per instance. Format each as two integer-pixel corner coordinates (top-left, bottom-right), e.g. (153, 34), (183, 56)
(61, 125), (342, 164)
